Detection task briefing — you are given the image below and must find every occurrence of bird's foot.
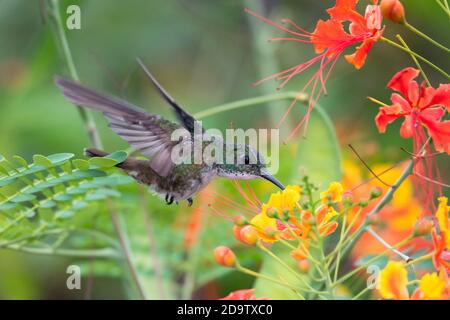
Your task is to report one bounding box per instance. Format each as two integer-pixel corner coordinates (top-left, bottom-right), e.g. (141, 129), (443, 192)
(187, 198), (193, 207)
(165, 194), (174, 205)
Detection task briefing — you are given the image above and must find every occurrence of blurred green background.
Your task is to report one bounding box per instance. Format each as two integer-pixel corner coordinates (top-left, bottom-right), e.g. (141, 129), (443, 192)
(0, 0), (448, 299)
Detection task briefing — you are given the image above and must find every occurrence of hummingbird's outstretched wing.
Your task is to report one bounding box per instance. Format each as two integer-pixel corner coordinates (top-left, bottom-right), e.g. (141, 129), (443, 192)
(136, 58), (201, 135)
(55, 76), (191, 177)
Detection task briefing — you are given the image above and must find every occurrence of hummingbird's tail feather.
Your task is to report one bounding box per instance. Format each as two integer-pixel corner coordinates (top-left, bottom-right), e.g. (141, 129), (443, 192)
(84, 148), (109, 158)
(85, 147), (139, 171)
(55, 76), (147, 117)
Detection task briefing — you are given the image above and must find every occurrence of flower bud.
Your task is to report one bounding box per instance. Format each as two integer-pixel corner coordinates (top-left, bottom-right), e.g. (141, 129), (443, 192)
(413, 219), (434, 237)
(266, 207), (278, 219)
(358, 199), (369, 208)
(264, 226), (277, 239)
(239, 225), (259, 246)
(370, 186), (382, 199)
(214, 246), (236, 267)
(297, 259), (310, 273)
(233, 225), (243, 242)
(234, 215), (248, 226)
(381, 0), (405, 24)
(342, 191), (354, 205)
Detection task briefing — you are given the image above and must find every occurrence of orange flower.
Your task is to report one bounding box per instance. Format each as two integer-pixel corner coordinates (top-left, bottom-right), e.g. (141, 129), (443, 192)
(290, 240), (311, 262)
(316, 205), (340, 237)
(378, 261), (409, 300)
(246, 1), (383, 137)
(432, 228), (450, 272)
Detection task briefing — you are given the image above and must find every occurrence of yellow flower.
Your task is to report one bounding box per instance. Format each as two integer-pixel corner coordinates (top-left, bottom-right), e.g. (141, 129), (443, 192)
(320, 182), (343, 204)
(378, 261), (409, 300)
(419, 272), (446, 300)
(266, 185), (301, 213)
(436, 196), (450, 248)
(250, 204), (278, 243)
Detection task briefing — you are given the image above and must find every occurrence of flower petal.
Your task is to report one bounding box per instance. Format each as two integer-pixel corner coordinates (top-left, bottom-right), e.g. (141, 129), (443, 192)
(311, 19), (353, 55)
(345, 38), (375, 69)
(399, 115), (415, 138)
(387, 67), (420, 98)
(425, 84), (450, 111)
(375, 103), (405, 133)
(420, 112), (450, 154)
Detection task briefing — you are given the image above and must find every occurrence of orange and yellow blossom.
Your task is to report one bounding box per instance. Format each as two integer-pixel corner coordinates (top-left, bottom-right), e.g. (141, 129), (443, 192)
(378, 261), (409, 300)
(431, 197), (450, 272)
(436, 197), (450, 248)
(320, 182), (344, 204)
(343, 161), (429, 260)
(249, 185), (302, 243)
(412, 269), (449, 300)
(379, 261), (450, 300)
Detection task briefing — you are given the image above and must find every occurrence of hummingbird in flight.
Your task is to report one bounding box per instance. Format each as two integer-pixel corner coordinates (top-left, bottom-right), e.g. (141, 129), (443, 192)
(55, 58), (285, 206)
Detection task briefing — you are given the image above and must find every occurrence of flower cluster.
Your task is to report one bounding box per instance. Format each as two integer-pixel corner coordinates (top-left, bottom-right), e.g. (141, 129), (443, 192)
(211, 0), (450, 300)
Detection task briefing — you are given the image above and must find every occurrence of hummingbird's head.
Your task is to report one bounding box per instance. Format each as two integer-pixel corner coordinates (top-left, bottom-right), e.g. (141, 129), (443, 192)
(215, 144), (285, 190)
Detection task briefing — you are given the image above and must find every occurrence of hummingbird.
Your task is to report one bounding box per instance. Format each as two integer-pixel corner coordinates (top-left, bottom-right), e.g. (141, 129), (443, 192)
(55, 58), (285, 206)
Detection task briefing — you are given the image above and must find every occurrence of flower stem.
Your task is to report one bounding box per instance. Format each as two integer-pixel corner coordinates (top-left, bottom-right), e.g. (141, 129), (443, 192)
(435, 0), (450, 18)
(235, 263), (306, 299)
(47, 0), (102, 149)
(332, 236), (413, 288)
(395, 35), (431, 86)
(194, 91), (303, 119)
(381, 36), (450, 80)
(257, 242), (324, 295)
(109, 204), (147, 300)
(366, 226), (411, 261)
(404, 21), (450, 53)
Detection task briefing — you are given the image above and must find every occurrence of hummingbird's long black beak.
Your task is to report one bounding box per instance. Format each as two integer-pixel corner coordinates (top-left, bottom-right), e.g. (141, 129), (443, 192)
(260, 173), (285, 190)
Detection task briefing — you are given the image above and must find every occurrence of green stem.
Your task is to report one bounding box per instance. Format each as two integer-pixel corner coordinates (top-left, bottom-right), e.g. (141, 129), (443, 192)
(404, 21), (450, 53)
(438, 0), (450, 17)
(381, 37), (450, 80)
(244, 0), (284, 127)
(109, 205), (147, 300)
(3, 245), (120, 259)
(235, 263), (306, 299)
(195, 92), (304, 119)
(47, 0), (102, 149)
(333, 236), (412, 288)
(396, 35), (431, 86)
(257, 242), (324, 295)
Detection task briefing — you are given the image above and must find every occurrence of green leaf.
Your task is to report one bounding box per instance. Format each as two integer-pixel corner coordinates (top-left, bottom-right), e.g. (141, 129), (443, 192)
(32, 155), (53, 168)
(253, 104), (342, 299)
(10, 194), (36, 203)
(73, 159), (90, 171)
(47, 153), (74, 164)
(41, 200), (57, 209)
(60, 161), (72, 174)
(292, 105), (342, 186)
(54, 194), (73, 202)
(13, 155), (29, 168)
(0, 202), (17, 210)
(106, 150), (128, 164)
(88, 157), (119, 168)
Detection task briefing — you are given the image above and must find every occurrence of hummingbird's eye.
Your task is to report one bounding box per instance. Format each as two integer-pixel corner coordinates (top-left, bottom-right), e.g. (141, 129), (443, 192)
(244, 155), (250, 165)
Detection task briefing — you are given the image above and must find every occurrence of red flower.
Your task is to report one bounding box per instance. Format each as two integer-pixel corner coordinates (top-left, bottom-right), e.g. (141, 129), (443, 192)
(432, 228), (450, 273)
(246, 0), (383, 139)
(220, 289), (267, 300)
(375, 67), (450, 154)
